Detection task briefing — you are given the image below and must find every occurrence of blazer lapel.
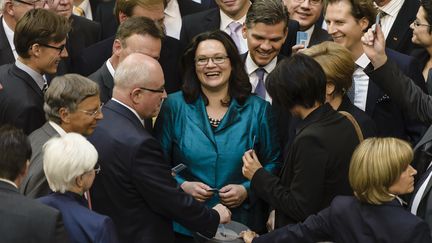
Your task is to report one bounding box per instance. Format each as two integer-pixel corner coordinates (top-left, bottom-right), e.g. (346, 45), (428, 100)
(11, 65), (44, 98)
(214, 99), (243, 133)
(0, 17), (15, 65)
(101, 63), (114, 91)
(105, 100), (144, 129)
(187, 96), (217, 147)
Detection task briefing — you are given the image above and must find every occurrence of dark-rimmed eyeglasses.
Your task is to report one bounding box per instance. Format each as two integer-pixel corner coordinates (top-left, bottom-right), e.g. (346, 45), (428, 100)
(139, 87), (165, 93)
(78, 103), (104, 117)
(412, 20), (432, 28)
(195, 55), (229, 66)
(39, 43), (66, 55)
(14, 0), (46, 8)
(292, 0), (322, 6)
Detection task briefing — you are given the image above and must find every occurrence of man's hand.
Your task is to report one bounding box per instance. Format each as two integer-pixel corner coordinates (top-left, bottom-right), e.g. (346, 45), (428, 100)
(219, 184), (247, 208)
(212, 203), (231, 224)
(181, 181), (214, 202)
(242, 149), (263, 180)
(361, 23), (387, 69)
(240, 230), (258, 243)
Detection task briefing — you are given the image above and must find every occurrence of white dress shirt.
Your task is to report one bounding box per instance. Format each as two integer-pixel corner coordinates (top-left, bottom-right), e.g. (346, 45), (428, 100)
(353, 53), (371, 111)
(164, 0), (182, 40)
(376, 0), (404, 39)
(48, 121), (67, 136)
(411, 162), (432, 215)
(0, 178), (17, 188)
(219, 10), (248, 54)
(245, 53), (277, 104)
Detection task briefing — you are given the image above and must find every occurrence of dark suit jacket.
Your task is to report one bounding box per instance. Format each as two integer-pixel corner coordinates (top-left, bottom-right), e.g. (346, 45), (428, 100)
(179, 0), (207, 17)
(39, 192), (119, 243)
(251, 104), (359, 227)
(180, 8), (300, 57)
(0, 17), (14, 66)
(88, 62), (113, 103)
(337, 95), (377, 139)
(307, 26), (331, 48)
(0, 64), (45, 135)
(410, 165), (432, 234)
(75, 35), (182, 94)
(366, 49), (428, 144)
(0, 181), (69, 243)
(386, 0), (421, 55)
(20, 122), (59, 198)
(87, 100), (219, 242)
(253, 196), (432, 243)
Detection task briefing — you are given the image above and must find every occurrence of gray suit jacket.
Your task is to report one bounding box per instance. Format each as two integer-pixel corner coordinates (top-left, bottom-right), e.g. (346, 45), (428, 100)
(88, 62), (113, 103)
(20, 122), (59, 198)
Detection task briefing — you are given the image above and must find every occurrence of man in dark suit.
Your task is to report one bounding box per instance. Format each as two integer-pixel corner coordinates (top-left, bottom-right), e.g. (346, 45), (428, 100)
(325, 0), (427, 144)
(76, 0), (183, 94)
(20, 74), (103, 198)
(242, 54), (360, 228)
(283, 0), (331, 48)
(88, 53), (231, 242)
(47, 0), (101, 75)
(0, 9), (70, 135)
(375, 0), (421, 55)
(0, 0), (47, 66)
(89, 17), (163, 104)
(0, 125), (69, 243)
(164, 0), (206, 39)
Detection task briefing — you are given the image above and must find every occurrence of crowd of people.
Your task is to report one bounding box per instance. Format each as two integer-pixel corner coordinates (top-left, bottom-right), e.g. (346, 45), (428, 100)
(1, 0), (432, 242)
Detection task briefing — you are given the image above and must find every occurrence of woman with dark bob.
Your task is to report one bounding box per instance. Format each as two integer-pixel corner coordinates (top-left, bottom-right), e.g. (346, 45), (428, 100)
(242, 137), (432, 243)
(154, 30), (280, 241)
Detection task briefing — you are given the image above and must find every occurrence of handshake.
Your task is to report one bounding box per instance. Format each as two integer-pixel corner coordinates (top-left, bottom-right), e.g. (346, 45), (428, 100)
(212, 203), (232, 224)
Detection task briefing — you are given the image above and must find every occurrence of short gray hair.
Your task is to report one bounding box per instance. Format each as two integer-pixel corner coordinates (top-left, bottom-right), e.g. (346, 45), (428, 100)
(245, 0), (289, 30)
(43, 133), (98, 193)
(114, 53), (152, 89)
(44, 74), (99, 124)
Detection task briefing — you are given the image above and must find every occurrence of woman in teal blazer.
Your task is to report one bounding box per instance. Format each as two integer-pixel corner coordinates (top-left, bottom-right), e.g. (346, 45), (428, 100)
(154, 30), (280, 240)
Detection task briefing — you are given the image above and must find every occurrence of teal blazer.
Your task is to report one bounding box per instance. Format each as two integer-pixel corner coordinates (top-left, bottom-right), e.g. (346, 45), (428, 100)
(155, 91), (280, 234)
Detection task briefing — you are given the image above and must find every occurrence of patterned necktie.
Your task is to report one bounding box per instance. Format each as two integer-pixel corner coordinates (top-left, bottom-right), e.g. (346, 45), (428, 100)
(42, 81), (48, 93)
(75, 6), (85, 17)
(255, 68), (266, 99)
(228, 22), (243, 53)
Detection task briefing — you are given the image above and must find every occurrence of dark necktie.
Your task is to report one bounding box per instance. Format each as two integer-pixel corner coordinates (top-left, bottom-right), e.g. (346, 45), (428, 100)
(255, 68), (266, 100)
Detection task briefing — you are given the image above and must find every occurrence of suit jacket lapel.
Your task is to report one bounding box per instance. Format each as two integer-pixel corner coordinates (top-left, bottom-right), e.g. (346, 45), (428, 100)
(101, 63), (114, 92)
(386, 0), (418, 51)
(214, 99), (243, 133)
(0, 17), (15, 65)
(205, 9), (221, 31)
(11, 65), (44, 98)
(105, 100), (144, 130)
(187, 96), (217, 147)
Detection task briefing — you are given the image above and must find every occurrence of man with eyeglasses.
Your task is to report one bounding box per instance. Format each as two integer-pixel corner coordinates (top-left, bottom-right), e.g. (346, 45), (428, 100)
(21, 73), (103, 199)
(87, 53), (232, 242)
(0, 0), (47, 65)
(374, 0), (422, 55)
(283, 0), (330, 48)
(0, 9), (70, 135)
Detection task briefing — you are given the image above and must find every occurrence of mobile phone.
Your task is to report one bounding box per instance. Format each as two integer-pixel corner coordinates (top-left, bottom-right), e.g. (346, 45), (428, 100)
(373, 12), (381, 32)
(171, 163), (187, 174)
(296, 31), (308, 46)
(206, 188), (219, 193)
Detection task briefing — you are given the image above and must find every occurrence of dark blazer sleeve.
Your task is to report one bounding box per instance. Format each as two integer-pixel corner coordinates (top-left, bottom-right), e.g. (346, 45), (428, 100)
(251, 135), (330, 222)
(366, 60), (432, 124)
(53, 211), (70, 243)
(131, 137), (220, 238)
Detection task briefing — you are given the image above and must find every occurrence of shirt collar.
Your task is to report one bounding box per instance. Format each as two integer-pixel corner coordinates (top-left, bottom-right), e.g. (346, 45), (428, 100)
(0, 178), (18, 189)
(355, 53), (371, 69)
(111, 98), (145, 127)
(220, 9), (247, 30)
(106, 59), (115, 77)
(15, 59), (46, 90)
(2, 18), (15, 50)
(377, 0), (404, 17)
(164, 0), (180, 17)
(48, 121), (67, 136)
(74, 0), (92, 19)
(245, 52), (278, 75)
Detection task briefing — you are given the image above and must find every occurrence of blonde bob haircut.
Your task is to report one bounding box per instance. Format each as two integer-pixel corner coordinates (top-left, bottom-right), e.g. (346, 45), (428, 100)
(349, 137), (413, 205)
(43, 133), (98, 193)
(302, 41), (355, 96)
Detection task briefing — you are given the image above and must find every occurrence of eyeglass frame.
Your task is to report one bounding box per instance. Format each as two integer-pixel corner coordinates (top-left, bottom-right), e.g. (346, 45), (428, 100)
(77, 103), (104, 117)
(194, 55), (229, 66)
(39, 43), (67, 55)
(292, 0), (322, 6)
(14, 0), (46, 8)
(139, 87), (166, 93)
(412, 20), (432, 28)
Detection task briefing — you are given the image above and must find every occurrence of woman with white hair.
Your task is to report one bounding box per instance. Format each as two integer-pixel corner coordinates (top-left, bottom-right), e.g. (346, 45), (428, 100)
(38, 133), (119, 243)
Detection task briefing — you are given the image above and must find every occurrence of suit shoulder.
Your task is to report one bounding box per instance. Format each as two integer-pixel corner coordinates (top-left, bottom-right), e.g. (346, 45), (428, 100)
(71, 15), (100, 30)
(182, 8), (218, 23)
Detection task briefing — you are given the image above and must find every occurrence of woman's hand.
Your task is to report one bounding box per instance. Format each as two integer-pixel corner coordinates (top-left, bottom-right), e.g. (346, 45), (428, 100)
(240, 230), (258, 243)
(180, 181), (214, 202)
(266, 210), (275, 232)
(219, 184), (247, 208)
(291, 44), (306, 54)
(242, 150), (263, 180)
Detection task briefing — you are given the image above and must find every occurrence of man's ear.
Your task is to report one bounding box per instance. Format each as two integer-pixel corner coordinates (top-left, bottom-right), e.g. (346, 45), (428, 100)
(58, 107), (71, 124)
(118, 11), (128, 24)
(113, 39), (123, 57)
(242, 23), (248, 39)
(4, 0), (15, 17)
(28, 43), (42, 58)
(326, 82), (336, 96)
(359, 17), (370, 32)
